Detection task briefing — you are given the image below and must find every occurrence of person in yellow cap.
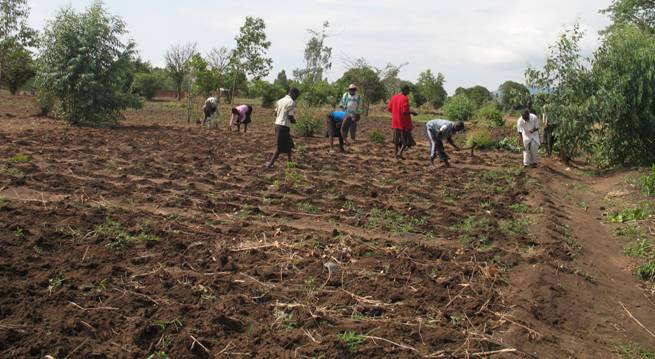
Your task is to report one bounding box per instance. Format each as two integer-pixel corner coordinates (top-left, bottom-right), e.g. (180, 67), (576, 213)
(340, 84), (362, 143)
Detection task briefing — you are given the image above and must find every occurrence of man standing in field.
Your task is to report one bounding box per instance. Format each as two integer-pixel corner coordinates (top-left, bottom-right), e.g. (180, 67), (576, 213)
(517, 109), (540, 167)
(388, 85), (418, 159)
(341, 84), (362, 143)
(267, 88), (301, 169)
(425, 119), (465, 168)
(201, 96), (219, 126)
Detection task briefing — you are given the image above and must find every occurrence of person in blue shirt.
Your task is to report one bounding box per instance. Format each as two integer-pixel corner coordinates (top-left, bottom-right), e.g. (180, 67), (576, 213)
(326, 110), (349, 152)
(425, 119), (465, 167)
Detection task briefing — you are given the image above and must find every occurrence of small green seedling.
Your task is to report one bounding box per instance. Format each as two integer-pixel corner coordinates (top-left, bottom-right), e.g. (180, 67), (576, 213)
(339, 331), (365, 351)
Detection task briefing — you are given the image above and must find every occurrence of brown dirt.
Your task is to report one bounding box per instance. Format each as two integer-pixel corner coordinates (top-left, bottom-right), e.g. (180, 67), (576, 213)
(0, 92), (653, 358)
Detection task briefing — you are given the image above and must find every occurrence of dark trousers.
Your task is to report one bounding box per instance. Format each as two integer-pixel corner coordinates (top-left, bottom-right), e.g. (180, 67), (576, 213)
(426, 128), (447, 162)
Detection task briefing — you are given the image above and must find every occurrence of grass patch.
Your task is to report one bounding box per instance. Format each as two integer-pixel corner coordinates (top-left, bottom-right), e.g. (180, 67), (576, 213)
(642, 164), (655, 196)
(8, 154), (30, 164)
(608, 206), (650, 223)
(449, 216), (492, 246)
(495, 137), (522, 153)
(625, 239), (652, 258)
(369, 129), (385, 144)
(339, 331), (365, 351)
(501, 217), (533, 236)
(94, 219), (160, 249)
(297, 201), (319, 214)
(366, 208), (426, 234)
(637, 260), (655, 282)
(0, 196), (8, 209)
(466, 129), (495, 150)
(617, 342), (655, 359)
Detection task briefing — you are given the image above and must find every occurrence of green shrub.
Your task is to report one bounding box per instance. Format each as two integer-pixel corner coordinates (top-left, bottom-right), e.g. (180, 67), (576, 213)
(477, 103), (505, 127)
(444, 94), (475, 121)
(294, 109), (321, 137)
(496, 137), (522, 153)
(35, 2), (141, 125)
(466, 129), (495, 149)
(643, 165), (655, 196)
(133, 72), (166, 100)
(37, 90), (56, 117)
(369, 129), (385, 144)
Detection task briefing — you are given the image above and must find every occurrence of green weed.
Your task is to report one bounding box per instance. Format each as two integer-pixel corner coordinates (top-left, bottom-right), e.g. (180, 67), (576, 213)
(501, 217), (533, 236)
(642, 165), (655, 196)
(608, 207), (650, 223)
(339, 331), (365, 351)
(366, 208), (426, 234)
(282, 313), (298, 330)
(449, 216), (492, 246)
(146, 352), (169, 359)
(8, 154), (30, 164)
(154, 319), (183, 332)
(94, 219), (160, 249)
(369, 129), (385, 144)
(298, 201), (319, 214)
(0, 196), (8, 209)
(48, 275), (65, 295)
(637, 260), (655, 282)
(615, 223), (644, 239)
(14, 227), (25, 239)
(625, 239), (652, 258)
(616, 342), (655, 359)
(449, 314), (464, 327)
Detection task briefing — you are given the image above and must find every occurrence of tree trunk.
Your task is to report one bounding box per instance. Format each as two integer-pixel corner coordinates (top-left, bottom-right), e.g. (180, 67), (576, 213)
(230, 71), (238, 105)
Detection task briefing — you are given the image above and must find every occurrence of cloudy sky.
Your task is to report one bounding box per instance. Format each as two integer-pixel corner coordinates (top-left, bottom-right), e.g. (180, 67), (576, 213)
(28, 0), (612, 93)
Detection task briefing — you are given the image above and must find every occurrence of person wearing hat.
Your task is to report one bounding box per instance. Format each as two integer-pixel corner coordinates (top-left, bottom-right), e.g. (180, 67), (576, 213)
(340, 84), (362, 143)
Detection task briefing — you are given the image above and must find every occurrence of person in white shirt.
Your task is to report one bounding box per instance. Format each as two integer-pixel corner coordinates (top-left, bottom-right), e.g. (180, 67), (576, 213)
(267, 88), (301, 168)
(201, 97), (219, 126)
(517, 109), (540, 167)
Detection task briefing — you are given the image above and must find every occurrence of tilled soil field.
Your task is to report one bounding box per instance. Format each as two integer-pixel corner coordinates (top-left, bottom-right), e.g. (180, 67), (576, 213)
(0, 95), (600, 358)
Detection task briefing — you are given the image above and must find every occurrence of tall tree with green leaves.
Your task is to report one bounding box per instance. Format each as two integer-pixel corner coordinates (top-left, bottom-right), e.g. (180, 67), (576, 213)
(498, 81), (530, 112)
(293, 21), (332, 88)
(35, 1), (140, 125)
(230, 16), (272, 103)
(416, 69), (447, 109)
(526, 24), (596, 162)
(592, 25), (655, 165)
(3, 42), (33, 94)
(454, 85), (492, 109)
(165, 42), (197, 100)
(601, 0), (655, 33)
(0, 0), (37, 85)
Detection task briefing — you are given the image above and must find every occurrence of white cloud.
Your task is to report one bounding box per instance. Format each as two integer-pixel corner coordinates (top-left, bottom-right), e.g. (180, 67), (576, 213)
(28, 0), (612, 93)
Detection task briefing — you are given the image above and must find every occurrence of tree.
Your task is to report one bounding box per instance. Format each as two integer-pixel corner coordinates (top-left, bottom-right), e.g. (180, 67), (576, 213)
(133, 72), (167, 100)
(35, 1), (140, 125)
(0, 0), (37, 85)
(526, 24), (596, 162)
(274, 70), (290, 91)
(2, 41), (33, 94)
(443, 94), (476, 121)
(337, 61), (385, 115)
(293, 21), (332, 98)
(415, 70), (447, 109)
(601, 0), (655, 34)
(207, 46), (232, 74)
(498, 81), (530, 112)
(188, 53), (221, 97)
(249, 79), (286, 108)
(165, 42), (197, 100)
(592, 25), (655, 165)
(230, 17), (273, 103)
(455, 85), (492, 109)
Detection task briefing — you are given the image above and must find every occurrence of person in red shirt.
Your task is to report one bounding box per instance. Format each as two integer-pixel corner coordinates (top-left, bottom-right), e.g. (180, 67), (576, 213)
(388, 85), (418, 159)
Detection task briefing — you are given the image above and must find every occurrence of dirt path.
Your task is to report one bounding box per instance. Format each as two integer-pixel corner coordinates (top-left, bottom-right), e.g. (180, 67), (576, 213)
(501, 160), (655, 358)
